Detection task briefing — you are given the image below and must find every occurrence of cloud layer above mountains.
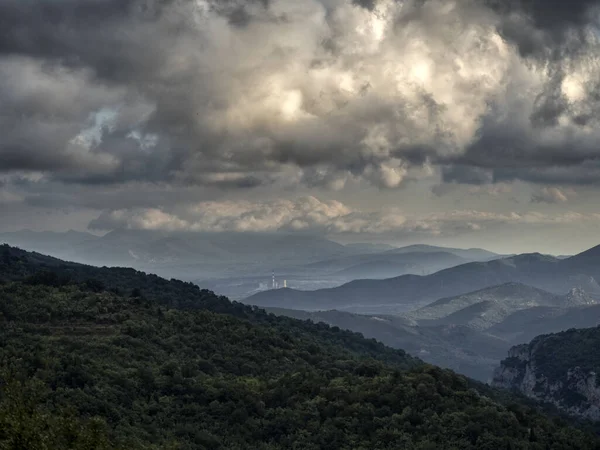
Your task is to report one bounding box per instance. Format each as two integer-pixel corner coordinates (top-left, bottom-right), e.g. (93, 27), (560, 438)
(88, 195), (600, 237)
(2, 0), (600, 191)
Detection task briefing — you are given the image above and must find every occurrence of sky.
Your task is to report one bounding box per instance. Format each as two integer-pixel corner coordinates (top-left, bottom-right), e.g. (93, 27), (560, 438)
(1, 0), (600, 255)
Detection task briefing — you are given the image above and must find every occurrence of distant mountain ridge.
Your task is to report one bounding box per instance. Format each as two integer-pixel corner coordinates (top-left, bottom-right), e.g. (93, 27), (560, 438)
(0, 230), (500, 298)
(343, 242), (396, 253)
(384, 244), (501, 261)
(246, 246), (600, 313)
(404, 282), (584, 330)
(0, 229), (98, 260)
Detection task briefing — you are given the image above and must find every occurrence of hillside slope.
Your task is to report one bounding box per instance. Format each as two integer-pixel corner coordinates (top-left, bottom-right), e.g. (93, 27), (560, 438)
(1, 245), (599, 448)
(405, 283), (596, 331)
(267, 281), (600, 382)
(265, 307), (508, 381)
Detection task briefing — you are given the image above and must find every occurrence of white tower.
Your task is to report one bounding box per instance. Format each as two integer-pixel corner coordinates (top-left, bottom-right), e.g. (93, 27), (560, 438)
(283, 280), (287, 288)
(272, 272), (276, 289)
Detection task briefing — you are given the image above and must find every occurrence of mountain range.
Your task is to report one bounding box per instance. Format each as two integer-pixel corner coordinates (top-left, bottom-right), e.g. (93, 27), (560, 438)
(0, 230), (500, 299)
(246, 245), (600, 313)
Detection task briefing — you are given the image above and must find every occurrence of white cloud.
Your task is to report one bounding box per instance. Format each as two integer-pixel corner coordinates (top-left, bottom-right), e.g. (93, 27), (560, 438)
(531, 187), (573, 203)
(89, 196), (600, 236)
(90, 196), (409, 233)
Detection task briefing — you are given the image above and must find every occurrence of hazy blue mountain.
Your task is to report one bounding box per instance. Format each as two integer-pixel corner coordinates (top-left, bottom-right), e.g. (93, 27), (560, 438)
(7, 229), (361, 282)
(245, 253), (564, 312)
(490, 303), (600, 345)
(2, 229), (361, 270)
(0, 230), (98, 260)
(2, 228), (507, 300)
(561, 245), (600, 290)
(245, 248), (600, 313)
(83, 229), (352, 265)
(343, 242), (396, 253)
(405, 283), (571, 329)
(384, 244), (501, 261)
(333, 260), (415, 279)
(196, 246), (492, 300)
(304, 251), (469, 277)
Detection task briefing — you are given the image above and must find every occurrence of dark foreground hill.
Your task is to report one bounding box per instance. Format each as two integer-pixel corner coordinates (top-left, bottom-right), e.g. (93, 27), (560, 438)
(0, 245), (599, 449)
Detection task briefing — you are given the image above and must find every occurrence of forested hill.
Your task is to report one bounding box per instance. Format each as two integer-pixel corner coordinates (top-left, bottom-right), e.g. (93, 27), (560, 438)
(0, 245), (599, 449)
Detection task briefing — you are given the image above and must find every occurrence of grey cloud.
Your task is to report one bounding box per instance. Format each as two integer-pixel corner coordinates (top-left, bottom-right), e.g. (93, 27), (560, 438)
(443, 60), (600, 185)
(489, 0), (600, 57)
(0, 0), (505, 191)
(88, 196), (413, 234)
(87, 195), (600, 237)
(1, 0), (600, 201)
(431, 183), (458, 197)
(431, 182), (514, 198)
(531, 187), (572, 204)
(493, 163), (600, 186)
(491, 0), (600, 35)
(441, 165), (494, 185)
(352, 0), (377, 11)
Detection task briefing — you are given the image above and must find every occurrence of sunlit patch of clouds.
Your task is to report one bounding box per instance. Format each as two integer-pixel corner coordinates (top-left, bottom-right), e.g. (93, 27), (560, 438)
(531, 187), (575, 203)
(89, 195), (600, 236)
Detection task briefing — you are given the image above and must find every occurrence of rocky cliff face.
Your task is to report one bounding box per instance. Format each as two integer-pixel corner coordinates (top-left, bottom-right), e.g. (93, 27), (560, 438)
(565, 287), (598, 306)
(492, 330), (600, 420)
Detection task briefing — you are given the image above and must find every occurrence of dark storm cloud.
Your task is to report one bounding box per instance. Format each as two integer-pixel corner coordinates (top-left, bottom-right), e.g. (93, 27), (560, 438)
(490, 0), (600, 35)
(0, 0), (492, 192)
(352, 0), (377, 11)
(494, 164), (600, 186)
(437, 76), (600, 187)
(441, 165), (494, 185)
(2, 0), (600, 209)
(488, 0), (600, 56)
(0, 0), (165, 80)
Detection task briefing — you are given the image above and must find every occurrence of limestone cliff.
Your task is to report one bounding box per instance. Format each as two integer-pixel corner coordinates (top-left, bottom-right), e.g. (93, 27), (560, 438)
(492, 326), (600, 420)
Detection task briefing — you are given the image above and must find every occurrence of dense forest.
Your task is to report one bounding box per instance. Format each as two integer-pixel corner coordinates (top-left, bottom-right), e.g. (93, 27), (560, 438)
(0, 244), (599, 449)
(528, 327), (600, 380)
